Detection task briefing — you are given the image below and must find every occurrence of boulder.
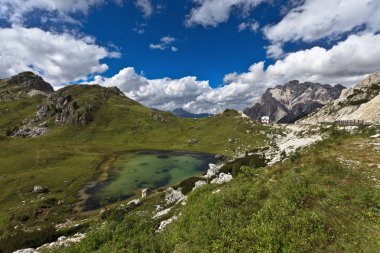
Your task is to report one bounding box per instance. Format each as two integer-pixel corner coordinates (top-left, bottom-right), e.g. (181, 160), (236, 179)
(211, 173), (233, 184)
(127, 199), (141, 206)
(32, 185), (49, 194)
(204, 163), (222, 178)
(141, 188), (153, 198)
(193, 180), (207, 191)
(164, 188), (185, 205)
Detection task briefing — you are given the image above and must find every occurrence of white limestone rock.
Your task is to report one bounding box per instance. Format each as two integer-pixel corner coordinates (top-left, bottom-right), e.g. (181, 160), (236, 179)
(153, 207), (171, 219)
(193, 180), (207, 191)
(204, 163), (222, 178)
(157, 216), (178, 232)
(164, 188), (185, 205)
(211, 173), (233, 184)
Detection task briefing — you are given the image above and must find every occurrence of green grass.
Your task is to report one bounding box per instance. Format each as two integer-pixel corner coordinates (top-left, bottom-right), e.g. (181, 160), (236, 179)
(59, 130), (380, 253)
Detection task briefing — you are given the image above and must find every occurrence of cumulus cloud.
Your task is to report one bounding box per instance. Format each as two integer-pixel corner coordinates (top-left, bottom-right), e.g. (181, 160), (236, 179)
(0, 26), (119, 86)
(134, 0), (153, 18)
(149, 36), (178, 51)
(186, 0), (265, 27)
(226, 33), (380, 88)
(265, 0), (380, 45)
(91, 67), (214, 112)
(238, 20), (259, 32)
(89, 33), (380, 114)
(0, 0), (150, 25)
(0, 0), (108, 24)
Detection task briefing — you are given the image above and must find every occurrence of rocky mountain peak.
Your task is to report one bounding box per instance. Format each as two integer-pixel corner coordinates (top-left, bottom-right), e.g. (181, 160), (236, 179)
(244, 81), (345, 123)
(5, 71), (54, 94)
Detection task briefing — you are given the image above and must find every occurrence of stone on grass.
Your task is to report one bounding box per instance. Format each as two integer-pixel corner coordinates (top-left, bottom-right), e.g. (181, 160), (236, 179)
(211, 173), (233, 184)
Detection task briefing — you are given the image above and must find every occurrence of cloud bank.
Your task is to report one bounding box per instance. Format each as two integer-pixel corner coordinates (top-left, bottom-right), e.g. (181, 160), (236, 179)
(0, 26), (119, 84)
(90, 32), (380, 114)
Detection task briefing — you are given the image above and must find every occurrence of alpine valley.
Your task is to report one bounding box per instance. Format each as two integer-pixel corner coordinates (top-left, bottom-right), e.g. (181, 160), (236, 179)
(0, 71), (379, 253)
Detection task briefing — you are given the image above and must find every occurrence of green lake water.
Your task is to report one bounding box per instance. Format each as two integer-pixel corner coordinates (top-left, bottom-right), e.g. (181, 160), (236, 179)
(84, 150), (215, 210)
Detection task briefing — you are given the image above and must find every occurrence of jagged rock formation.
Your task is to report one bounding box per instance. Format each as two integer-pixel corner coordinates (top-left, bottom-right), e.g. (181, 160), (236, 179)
(300, 71), (380, 124)
(35, 85), (125, 126)
(243, 81), (345, 123)
(0, 72), (54, 102)
(171, 108), (212, 118)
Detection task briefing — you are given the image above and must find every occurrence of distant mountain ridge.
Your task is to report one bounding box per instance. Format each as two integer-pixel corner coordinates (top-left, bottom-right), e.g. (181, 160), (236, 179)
(300, 71), (380, 124)
(243, 80), (345, 123)
(171, 108), (212, 118)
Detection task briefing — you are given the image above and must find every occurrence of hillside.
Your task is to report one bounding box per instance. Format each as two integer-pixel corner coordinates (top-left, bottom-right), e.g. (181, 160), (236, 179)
(35, 126), (380, 253)
(244, 80), (345, 123)
(301, 71), (380, 124)
(0, 72), (272, 252)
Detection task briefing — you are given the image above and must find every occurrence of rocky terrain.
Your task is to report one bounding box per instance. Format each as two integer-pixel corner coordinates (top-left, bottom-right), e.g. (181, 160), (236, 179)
(244, 80), (345, 123)
(0, 72), (54, 102)
(300, 71), (380, 124)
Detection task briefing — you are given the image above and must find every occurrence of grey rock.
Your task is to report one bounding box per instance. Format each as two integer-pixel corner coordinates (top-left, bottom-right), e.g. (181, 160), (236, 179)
(211, 173), (233, 184)
(164, 188), (185, 205)
(187, 138), (198, 144)
(32, 185), (49, 193)
(11, 126), (47, 138)
(141, 188), (153, 198)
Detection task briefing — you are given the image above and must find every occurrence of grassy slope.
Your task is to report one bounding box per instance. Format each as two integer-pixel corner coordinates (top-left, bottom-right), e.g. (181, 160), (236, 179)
(0, 85), (270, 245)
(61, 129), (380, 253)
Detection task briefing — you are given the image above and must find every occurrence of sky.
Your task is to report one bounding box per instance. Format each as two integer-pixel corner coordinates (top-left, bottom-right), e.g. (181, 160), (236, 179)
(1, 0), (380, 113)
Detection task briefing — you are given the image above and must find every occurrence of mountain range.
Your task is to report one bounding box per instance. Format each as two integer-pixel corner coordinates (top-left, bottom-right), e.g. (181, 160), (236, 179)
(243, 80), (345, 123)
(171, 108), (212, 118)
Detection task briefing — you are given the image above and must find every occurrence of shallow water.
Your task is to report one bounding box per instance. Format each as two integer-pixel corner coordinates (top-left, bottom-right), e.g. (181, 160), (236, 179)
(83, 150), (215, 210)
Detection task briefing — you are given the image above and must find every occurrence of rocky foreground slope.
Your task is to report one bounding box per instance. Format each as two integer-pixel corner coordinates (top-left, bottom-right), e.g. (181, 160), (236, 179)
(300, 71), (380, 124)
(244, 80), (345, 123)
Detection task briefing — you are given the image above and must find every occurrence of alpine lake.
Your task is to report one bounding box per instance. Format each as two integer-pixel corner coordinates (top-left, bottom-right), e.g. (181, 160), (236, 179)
(81, 150), (217, 210)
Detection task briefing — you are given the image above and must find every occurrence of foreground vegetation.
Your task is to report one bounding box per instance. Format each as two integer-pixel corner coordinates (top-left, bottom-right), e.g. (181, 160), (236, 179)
(57, 128), (380, 252)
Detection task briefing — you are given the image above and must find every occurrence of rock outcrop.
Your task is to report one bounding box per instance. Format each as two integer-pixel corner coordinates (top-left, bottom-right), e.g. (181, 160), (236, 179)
(36, 92), (92, 126)
(243, 80), (345, 123)
(300, 71), (380, 124)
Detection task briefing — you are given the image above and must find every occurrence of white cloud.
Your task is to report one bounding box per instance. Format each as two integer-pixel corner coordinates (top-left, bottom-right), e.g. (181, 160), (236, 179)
(149, 36), (178, 51)
(134, 0), (153, 18)
(265, 0), (380, 45)
(0, 0), (150, 25)
(88, 33), (380, 113)
(186, 0), (265, 27)
(0, 26), (118, 86)
(226, 33), (380, 88)
(0, 0), (108, 24)
(265, 43), (284, 59)
(238, 21), (259, 32)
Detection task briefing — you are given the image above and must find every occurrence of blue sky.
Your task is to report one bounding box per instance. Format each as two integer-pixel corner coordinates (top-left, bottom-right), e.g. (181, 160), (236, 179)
(1, 0), (380, 113)
(80, 0), (281, 87)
